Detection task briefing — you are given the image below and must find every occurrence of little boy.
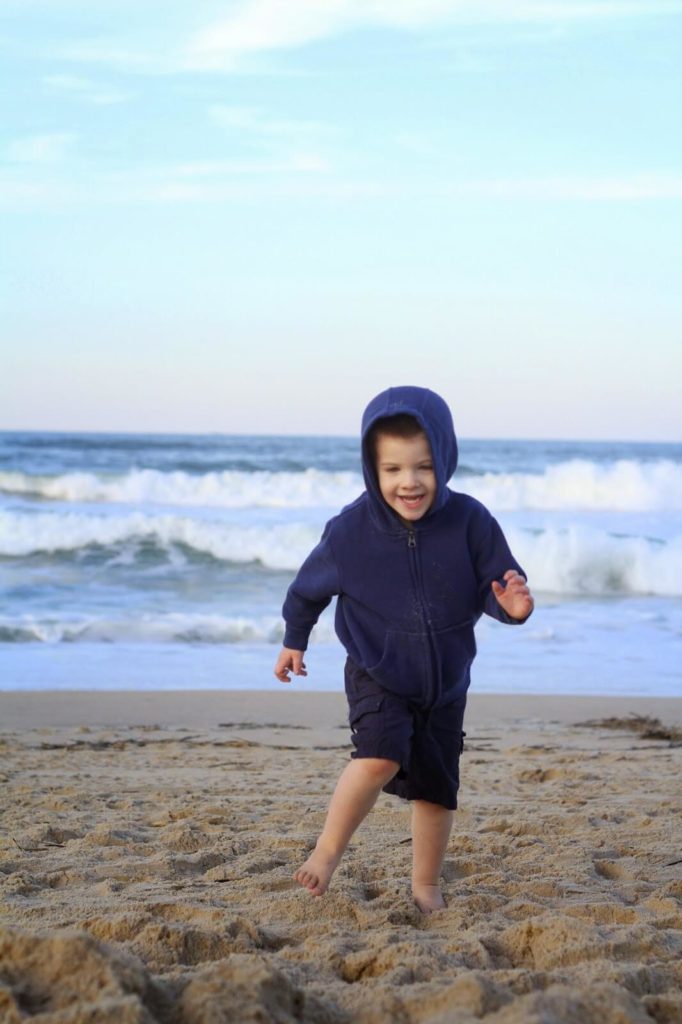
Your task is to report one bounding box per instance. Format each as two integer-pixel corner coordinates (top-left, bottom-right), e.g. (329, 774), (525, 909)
(273, 386), (533, 913)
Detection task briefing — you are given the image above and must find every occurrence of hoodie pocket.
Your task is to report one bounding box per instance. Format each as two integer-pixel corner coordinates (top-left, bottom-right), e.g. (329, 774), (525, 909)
(368, 622), (476, 699)
(431, 621), (477, 696)
(366, 630), (430, 699)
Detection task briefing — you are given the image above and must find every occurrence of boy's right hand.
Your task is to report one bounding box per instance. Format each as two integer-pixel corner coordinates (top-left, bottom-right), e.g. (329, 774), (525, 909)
(273, 647), (307, 683)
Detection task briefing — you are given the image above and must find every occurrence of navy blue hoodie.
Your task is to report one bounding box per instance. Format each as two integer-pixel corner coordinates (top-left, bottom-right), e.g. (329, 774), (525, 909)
(282, 386), (530, 707)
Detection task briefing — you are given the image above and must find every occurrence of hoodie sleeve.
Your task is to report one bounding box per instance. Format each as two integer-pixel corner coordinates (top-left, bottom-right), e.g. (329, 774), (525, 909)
(282, 521), (341, 650)
(470, 504), (531, 625)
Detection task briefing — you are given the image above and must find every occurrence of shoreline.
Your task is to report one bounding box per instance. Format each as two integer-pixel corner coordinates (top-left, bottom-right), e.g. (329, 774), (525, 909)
(1, 689), (681, 731)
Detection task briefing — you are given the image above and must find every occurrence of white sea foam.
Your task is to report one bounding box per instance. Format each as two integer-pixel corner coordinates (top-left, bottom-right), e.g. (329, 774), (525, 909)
(0, 508), (322, 570)
(467, 459), (682, 512)
(0, 612), (336, 645)
(2, 458), (681, 512)
(0, 468), (362, 509)
(1, 508), (680, 596)
(507, 524), (682, 598)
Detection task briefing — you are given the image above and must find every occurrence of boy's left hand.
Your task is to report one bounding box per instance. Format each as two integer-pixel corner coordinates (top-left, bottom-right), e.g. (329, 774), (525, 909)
(491, 570), (534, 621)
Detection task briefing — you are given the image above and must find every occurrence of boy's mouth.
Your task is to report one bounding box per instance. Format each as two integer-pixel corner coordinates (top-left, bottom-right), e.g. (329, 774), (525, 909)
(398, 494), (425, 509)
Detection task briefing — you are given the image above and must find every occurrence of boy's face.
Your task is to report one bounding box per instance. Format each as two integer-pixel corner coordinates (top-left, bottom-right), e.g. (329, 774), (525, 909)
(374, 431), (436, 526)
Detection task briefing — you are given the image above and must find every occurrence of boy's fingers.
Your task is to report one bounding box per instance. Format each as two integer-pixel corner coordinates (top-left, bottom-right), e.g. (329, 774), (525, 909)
(274, 654), (293, 681)
(274, 649), (307, 681)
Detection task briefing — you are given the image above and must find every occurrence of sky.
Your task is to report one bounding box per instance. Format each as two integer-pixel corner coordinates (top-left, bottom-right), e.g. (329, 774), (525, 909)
(1, 0), (681, 441)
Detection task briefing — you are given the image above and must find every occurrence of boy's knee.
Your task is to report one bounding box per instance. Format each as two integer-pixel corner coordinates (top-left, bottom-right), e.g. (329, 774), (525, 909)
(356, 757), (400, 783)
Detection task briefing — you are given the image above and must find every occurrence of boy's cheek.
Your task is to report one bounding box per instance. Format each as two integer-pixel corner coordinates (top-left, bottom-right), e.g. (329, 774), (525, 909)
(420, 494), (435, 516)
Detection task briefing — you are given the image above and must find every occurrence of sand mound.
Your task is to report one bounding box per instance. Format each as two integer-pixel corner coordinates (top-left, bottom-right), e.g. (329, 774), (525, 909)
(0, 926), (334, 1024)
(0, 925), (154, 1023)
(177, 955), (334, 1024)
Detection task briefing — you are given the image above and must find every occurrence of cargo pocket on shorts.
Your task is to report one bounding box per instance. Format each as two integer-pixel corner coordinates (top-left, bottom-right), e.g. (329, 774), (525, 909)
(349, 694), (385, 759)
(426, 701), (466, 785)
(349, 694), (384, 732)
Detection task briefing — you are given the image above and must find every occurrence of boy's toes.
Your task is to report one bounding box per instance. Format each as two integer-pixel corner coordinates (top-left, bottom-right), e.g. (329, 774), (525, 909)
(293, 867), (318, 891)
(293, 849), (339, 896)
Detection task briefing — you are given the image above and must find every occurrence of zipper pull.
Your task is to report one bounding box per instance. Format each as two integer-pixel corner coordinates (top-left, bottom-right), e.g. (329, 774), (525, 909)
(407, 530), (416, 548)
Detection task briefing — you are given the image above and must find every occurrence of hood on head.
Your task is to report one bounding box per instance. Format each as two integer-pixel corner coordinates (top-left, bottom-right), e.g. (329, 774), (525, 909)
(360, 385), (458, 529)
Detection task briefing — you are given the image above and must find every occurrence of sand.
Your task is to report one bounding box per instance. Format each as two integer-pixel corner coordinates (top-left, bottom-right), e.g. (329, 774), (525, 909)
(1, 689), (681, 1024)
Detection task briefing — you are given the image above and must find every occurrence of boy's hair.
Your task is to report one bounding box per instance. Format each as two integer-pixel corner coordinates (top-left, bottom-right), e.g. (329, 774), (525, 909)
(366, 413), (425, 460)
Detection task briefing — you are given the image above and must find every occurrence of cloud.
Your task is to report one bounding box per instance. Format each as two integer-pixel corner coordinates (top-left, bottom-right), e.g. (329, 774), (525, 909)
(155, 172), (681, 203)
(208, 104), (329, 138)
(56, 42), (179, 76)
(42, 1), (680, 75)
(0, 149), (333, 207)
(186, 0), (682, 68)
(206, 105), (335, 172)
(5, 133), (76, 163)
(43, 74), (130, 105)
(456, 174), (682, 200)
(3, 164), (679, 209)
(163, 153), (332, 177)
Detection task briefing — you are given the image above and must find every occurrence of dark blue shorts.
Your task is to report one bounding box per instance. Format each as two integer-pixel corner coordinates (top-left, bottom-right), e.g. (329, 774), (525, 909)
(344, 657), (467, 811)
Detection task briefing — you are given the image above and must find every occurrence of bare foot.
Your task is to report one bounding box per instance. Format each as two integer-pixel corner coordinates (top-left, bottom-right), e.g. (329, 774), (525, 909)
(293, 844), (342, 896)
(413, 883), (446, 914)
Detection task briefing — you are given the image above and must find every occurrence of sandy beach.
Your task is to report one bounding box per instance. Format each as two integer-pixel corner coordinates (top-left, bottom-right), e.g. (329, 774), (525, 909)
(1, 689), (681, 1023)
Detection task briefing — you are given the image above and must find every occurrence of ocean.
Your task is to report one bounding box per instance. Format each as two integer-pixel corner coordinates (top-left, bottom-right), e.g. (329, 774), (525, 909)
(1, 431), (680, 696)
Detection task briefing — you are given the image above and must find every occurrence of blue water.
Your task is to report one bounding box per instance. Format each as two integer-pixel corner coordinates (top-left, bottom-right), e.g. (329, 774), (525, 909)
(1, 431), (680, 696)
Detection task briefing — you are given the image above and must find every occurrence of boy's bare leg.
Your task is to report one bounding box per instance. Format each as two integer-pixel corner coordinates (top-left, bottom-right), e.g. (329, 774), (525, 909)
(294, 757), (399, 896)
(411, 800), (454, 913)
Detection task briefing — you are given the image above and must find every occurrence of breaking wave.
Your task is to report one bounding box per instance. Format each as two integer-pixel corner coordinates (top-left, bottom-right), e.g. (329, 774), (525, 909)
(0, 612), (335, 645)
(0, 468), (362, 509)
(1, 509), (680, 596)
(1, 458), (681, 512)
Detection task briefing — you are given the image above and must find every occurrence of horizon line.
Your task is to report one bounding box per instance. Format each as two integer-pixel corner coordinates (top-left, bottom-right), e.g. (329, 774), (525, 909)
(0, 427), (679, 446)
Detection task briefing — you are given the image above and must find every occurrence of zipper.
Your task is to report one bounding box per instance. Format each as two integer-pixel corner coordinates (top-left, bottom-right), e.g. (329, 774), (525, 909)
(406, 528), (435, 703)
(406, 530), (427, 620)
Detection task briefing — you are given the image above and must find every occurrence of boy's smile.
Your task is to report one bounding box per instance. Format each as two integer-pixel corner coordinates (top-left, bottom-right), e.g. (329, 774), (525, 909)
(375, 432), (437, 527)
